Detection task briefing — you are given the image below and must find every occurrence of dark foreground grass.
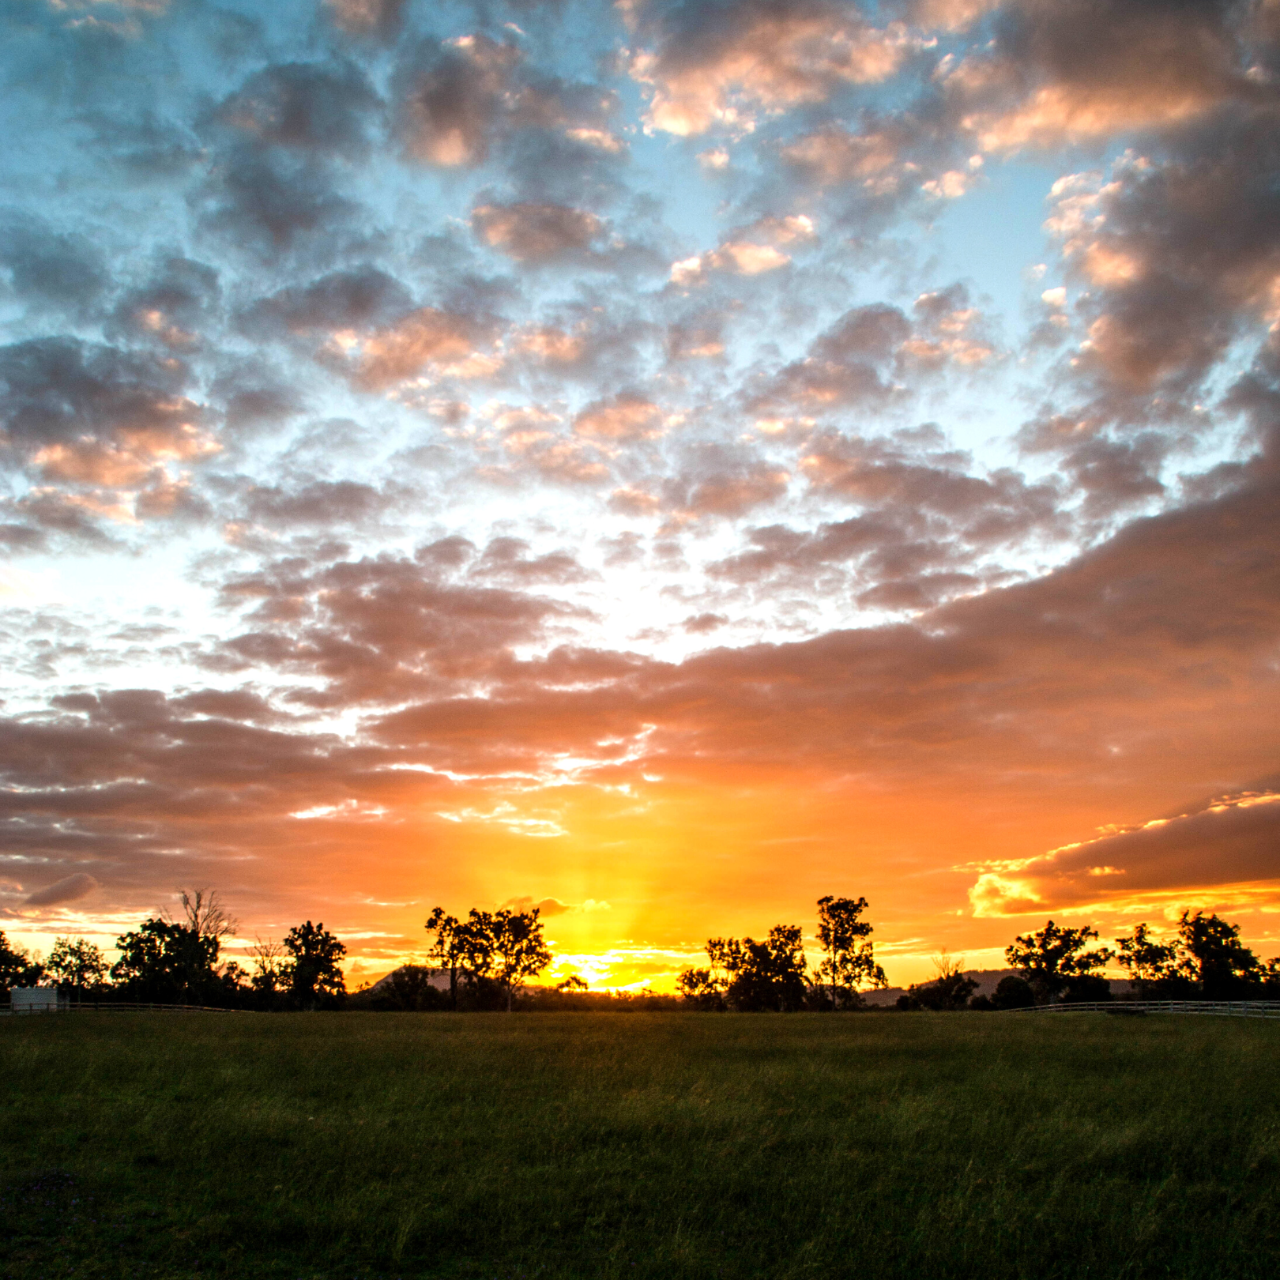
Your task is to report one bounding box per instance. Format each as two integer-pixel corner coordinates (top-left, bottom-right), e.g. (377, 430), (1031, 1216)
(2, 1013), (1278, 1280)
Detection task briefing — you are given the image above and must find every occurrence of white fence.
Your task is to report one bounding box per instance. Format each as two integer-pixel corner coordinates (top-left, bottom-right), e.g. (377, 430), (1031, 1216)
(1008, 999), (1280, 1018)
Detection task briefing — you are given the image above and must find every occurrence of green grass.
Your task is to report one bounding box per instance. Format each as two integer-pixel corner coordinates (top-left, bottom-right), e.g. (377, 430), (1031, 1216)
(2, 1012), (1278, 1280)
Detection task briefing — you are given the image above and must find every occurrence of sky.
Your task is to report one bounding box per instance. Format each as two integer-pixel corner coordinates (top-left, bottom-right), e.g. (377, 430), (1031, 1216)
(2, 0), (1280, 991)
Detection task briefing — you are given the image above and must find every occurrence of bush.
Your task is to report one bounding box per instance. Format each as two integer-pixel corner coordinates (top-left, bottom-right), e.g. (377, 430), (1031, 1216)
(1062, 973), (1112, 1003)
(992, 976), (1035, 1009)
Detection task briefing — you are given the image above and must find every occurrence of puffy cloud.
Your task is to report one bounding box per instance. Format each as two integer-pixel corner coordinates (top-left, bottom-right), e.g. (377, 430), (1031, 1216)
(946, 0), (1260, 154)
(5, 0), (1280, 965)
(238, 479), (398, 530)
(395, 33), (621, 177)
(325, 0), (406, 39)
(0, 338), (215, 489)
(501, 895), (571, 916)
(574, 393), (666, 442)
(397, 34), (523, 167)
(0, 211), (107, 318)
(195, 146), (360, 256)
(472, 537), (594, 585)
(670, 214), (815, 283)
(749, 287), (996, 416)
(628, 0), (917, 136)
(214, 61), (382, 158)
(242, 267), (414, 342)
(349, 308), (494, 388)
(109, 256), (220, 350)
(471, 201), (607, 265)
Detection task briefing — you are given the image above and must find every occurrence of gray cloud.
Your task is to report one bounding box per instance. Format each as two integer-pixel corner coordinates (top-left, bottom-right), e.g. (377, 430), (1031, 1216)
(22, 872), (100, 909)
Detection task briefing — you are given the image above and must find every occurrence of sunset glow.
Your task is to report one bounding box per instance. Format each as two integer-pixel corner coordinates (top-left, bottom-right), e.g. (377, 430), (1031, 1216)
(4, 0), (1280, 990)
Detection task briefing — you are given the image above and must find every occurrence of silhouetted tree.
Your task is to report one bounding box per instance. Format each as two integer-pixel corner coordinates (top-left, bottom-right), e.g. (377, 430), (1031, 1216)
(815, 895), (887, 1009)
(1114, 922), (1187, 996)
(1176, 911), (1261, 999)
(677, 964), (728, 1010)
(173, 888), (237, 941)
(249, 937), (287, 1005)
(463, 907), (552, 1011)
(0, 930), (44, 996)
(283, 921), (347, 1009)
(1005, 920), (1113, 1003)
(424, 907), (472, 1010)
(111, 918), (220, 1004)
(684, 926), (810, 1011)
(1115, 914), (1275, 999)
(45, 937), (108, 1000)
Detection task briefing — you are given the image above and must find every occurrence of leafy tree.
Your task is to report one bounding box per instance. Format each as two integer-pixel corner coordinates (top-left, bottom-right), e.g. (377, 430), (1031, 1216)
(1115, 914), (1274, 999)
(383, 964), (448, 1011)
(0, 930), (44, 996)
(684, 926), (810, 1012)
(1114, 922), (1186, 995)
(815, 895), (887, 1009)
(111, 918), (220, 1004)
(424, 907), (472, 1010)
(1176, 911), (1261, 998)
(463, 907), (552, 1012)
(676, 964), (728, 1010)
(1005, 920), (1114, 1003)
(45, 937), (108, 999)
(283, 921), (347, 1009)
(556, 974), (588, 992)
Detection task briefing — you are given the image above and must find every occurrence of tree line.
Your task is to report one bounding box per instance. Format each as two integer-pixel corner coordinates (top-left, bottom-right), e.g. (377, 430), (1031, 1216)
(0, 891), (346, 1010)
(3, 890), (1279, 1012)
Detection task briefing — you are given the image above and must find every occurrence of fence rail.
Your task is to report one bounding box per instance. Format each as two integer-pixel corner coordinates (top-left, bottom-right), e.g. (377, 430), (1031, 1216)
(1008, 999), (1280, 1018)
(1, 1001), (250, 1015)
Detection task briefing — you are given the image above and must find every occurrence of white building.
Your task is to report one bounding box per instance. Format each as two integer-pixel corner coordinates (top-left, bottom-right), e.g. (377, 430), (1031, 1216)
(10, 987), (66, 1013)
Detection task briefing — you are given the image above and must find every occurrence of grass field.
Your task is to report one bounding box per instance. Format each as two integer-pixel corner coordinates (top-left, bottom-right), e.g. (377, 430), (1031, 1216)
(2, 1012), (1278, 1280)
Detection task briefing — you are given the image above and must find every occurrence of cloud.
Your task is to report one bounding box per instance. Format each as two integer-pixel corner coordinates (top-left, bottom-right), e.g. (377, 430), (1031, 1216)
(0, 338), (215, 490)
(750, 286), (997, 417)
(349, 308), (493, 388)
(472, 201), (607, 264)
(214, 61), (382, 158)
(628, 0), (917, 136)
(194, 146), (360, 256)
(670, 214), (815, 283)
(944, 0), (1257, 154)
(326, 0), (406, 40)
(396, 35), (524, 167)
(501, 895), (571, 916)
(0, 210), (108, 318)
(574, 393), (666, 442)
(970, 790), (1280, 915)
(22, 872), (100, 909)
(395, 33), (621, 180)
(109, 256), (220, 350)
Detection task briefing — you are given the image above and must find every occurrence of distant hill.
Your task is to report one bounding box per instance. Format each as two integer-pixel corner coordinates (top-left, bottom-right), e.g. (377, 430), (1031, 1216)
(863, 969), (1135, 1006)
(361, 965), (450, 995)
